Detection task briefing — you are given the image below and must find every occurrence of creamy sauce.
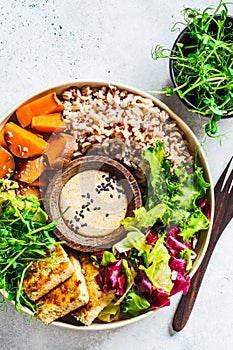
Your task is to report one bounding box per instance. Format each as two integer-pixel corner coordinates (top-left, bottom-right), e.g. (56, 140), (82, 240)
(60, 169), (128, 237)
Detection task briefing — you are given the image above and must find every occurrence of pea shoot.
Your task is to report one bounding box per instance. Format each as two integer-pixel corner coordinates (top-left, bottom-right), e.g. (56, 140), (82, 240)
(151, 0), (233, 140)
(0, 178), (58, 314)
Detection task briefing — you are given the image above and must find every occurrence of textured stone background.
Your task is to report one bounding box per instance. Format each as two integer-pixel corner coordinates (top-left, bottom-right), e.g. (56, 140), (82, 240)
(0, 1), (233, 349)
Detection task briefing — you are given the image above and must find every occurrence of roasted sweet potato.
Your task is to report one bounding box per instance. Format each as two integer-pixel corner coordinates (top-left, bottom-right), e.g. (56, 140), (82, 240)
(31, 113), (65, 133)
(4, 122), (48, 159)
(16, 92), (64, 128)
(16, 182), (41, 199)
(29, 171), (49, 189)
(0, 145), (15, 178)
(45, 133), (76, 168)
(14, 156), (46, 184)
(0, 128), (7, 148)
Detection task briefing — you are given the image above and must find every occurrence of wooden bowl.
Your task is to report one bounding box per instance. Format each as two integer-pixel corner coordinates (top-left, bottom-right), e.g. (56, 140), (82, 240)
(43, 155), (142, 252)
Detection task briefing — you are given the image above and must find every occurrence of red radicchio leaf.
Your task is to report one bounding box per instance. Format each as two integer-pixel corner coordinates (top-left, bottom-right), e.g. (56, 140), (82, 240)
(135, 270), (170, 309)
(109, 259), (122, 288)
(145, 229), (159, 246)
(93, 250), (105, 258)
(166, 226), (190, 256)
(116, 274), (126, 296)
(134, 270), (153, 300)
(95, 259), (125, 296)
(200, 199), (210, 219)
(169, 257), (190, 296)
(150, 288), (170, 308)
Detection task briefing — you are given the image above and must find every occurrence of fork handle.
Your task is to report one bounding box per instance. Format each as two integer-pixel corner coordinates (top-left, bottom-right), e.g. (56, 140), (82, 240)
(172, 224), (219, 332)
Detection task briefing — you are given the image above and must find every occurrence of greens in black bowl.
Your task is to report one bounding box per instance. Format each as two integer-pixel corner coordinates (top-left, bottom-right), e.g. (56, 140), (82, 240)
(151, 1), (233, 139)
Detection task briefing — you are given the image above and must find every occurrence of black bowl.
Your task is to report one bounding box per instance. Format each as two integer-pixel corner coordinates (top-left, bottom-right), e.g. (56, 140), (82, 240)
(169, 15), (233, 119)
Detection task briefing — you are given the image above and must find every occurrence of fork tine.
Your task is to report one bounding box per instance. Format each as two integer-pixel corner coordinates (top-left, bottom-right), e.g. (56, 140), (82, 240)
(214, 156), (233, 194)
(224, 169), (233, 193)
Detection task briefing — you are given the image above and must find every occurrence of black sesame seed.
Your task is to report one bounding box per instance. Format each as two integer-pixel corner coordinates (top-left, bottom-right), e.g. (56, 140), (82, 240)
(86, 193), (90, 199)
(110, 194), (113, 198)
(105, 213), (109, 217)
(81, 194), (86, 198)
(90, 199), (94, 203)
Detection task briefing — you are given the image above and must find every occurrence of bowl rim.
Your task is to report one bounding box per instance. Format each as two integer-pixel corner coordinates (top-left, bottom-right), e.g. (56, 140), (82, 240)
(0, 79), (214, 330)
(169, 14), (233, 118)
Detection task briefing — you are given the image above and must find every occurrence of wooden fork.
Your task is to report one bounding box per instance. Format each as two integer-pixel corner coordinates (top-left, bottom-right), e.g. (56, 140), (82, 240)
(171, 156), (233, 332)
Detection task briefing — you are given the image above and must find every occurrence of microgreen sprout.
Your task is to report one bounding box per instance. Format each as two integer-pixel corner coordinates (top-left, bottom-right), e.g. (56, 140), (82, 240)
(0, 179), (60, 314)
(150, 0), (233, 140)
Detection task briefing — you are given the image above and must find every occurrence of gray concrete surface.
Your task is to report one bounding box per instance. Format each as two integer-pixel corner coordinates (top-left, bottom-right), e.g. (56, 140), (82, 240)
(0, 1), (233, 349)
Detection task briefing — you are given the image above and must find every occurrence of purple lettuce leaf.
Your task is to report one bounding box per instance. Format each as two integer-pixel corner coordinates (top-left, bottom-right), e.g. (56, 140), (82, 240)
(135, 270), (170, 308)
(95, 259), (126, 296)
(169, 256), (190, 295)
(166, 226), (191, 257)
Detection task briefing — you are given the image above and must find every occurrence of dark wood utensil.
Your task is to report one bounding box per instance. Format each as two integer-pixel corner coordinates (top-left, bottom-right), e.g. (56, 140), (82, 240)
(172, 156), (233, 332)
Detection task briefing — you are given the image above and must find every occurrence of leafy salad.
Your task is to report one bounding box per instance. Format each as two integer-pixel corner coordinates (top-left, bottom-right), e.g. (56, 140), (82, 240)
(0, 141), (210, 324)
(93, 141), (210, 321)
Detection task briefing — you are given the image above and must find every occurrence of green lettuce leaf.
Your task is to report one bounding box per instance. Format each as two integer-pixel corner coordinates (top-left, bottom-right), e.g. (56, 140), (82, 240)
(140, 236), (173, 293)
(97, 302), (121, 322)
(121, 203), (170, 231)
(179, 248), (193, 273)
(171, 165), (210, 211)
(121, 287), (150, 317)
(178, 208), (210, 242)
(113, 228), (150, 255)
(101, 251), (116, 266)
(141, 140), (168, 206)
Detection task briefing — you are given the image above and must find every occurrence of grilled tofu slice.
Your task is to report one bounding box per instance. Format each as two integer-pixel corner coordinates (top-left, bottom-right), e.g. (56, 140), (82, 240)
(72, 254), (115, 326)
(36, 254), (89, 325)
(23, 244), (74, 301)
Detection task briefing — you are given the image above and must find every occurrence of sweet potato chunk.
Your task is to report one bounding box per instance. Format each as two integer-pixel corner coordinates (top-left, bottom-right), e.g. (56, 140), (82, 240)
(14, 156), (46, 184)
(16, 92), (64, 128)
(0, 145), (15, 178)
(31, 113), (66, 133)
(4, 122), (48, 159)
(45, 133), (76, 168)
(16, 182), (41, 199)
(0, 128), (7, 148)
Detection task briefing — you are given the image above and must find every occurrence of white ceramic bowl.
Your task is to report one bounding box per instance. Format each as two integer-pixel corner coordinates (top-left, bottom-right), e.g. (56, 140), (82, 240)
(0, 81), (214, 330)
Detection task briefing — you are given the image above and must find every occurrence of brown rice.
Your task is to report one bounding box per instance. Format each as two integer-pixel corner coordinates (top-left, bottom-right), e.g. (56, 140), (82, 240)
(60, 85), (193, 166)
